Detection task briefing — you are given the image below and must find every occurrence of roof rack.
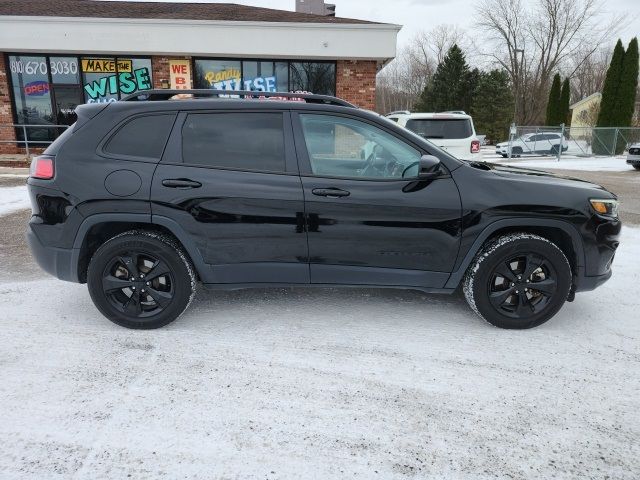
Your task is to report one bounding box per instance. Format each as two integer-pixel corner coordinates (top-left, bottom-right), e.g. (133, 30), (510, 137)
(120, 89), (356, 108)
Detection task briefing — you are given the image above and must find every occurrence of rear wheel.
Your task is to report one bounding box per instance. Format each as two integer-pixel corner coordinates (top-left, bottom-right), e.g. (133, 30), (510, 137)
(463, 233), (572, 329)
(87, 231), (196, 329)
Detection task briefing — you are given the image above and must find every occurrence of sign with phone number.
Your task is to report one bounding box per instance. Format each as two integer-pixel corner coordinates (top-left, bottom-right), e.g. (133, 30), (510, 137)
(10, 59), (78, 76)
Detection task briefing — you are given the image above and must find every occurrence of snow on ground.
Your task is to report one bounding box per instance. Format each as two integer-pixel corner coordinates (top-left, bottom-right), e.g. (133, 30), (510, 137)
(0, 185), (29, 216)
(1, 226), (639, 479)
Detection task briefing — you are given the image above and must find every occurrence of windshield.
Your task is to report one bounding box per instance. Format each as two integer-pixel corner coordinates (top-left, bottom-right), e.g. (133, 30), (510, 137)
(405, 118), (473, 139)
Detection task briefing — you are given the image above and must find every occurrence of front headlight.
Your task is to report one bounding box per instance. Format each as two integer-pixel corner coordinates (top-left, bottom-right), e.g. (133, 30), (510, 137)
(590, 198), (619, 218)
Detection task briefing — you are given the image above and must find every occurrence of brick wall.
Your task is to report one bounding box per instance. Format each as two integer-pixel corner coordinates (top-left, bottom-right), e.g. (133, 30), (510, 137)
(0, 54), (19, 154)
(151, 56), (192, 89)
(336, 60), (377, 110)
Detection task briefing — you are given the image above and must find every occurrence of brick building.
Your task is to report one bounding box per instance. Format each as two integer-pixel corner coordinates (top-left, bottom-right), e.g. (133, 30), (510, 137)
(0, 0), (400, 153)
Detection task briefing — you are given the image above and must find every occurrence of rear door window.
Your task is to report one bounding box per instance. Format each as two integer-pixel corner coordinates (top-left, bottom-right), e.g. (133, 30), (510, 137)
(182, 113), (285, 172)
(405, 119), (472, 139)
(104, 114), (176, 159)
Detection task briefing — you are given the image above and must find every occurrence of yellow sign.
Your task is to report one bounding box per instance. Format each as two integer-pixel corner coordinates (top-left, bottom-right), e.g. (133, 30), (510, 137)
(169, 59), (192, 90)
(81, 59), (132, 73)
(205, 68), (241, 86)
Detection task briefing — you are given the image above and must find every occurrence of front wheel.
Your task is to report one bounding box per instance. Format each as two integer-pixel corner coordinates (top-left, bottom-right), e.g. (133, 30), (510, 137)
(463, 233), (572, 329)
(633, 164), (640, 171)
(87, 231), (196, 329)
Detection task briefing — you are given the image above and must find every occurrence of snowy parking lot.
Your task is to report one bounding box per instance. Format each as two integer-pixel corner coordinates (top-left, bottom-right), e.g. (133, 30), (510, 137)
(1, 171), (640, 479)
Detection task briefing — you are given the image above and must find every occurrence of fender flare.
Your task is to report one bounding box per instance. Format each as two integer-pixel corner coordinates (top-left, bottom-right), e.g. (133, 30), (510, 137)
(444, 218), (585, 289)
(70, 213), (209, 282)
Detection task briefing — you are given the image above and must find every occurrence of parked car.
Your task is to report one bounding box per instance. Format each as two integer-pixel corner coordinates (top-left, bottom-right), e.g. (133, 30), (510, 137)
(27, 90), (621, 330)
(495, 132), (569, 157)
(385, 111), (480, 161)
(627, 143), (640, 170)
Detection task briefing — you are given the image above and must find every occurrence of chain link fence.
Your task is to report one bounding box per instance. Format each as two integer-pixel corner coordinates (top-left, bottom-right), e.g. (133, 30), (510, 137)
(502, 125), (640, 159)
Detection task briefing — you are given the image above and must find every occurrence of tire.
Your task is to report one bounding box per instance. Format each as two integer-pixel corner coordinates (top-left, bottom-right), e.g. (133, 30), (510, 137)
(511, 147), (522, 158)
(500, 154), (508, 158)
(87, 230), (196, 329)
(463, 233), (572, 329)
(633, 165), (640, 171)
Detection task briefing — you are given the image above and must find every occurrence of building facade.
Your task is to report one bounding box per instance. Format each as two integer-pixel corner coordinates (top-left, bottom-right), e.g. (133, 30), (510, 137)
(0, 0), (400, 153)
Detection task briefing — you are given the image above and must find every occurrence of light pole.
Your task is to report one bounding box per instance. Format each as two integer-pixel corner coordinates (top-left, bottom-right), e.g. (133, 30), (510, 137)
(513, 48), (525, 124)
(509, 48), (525, 160)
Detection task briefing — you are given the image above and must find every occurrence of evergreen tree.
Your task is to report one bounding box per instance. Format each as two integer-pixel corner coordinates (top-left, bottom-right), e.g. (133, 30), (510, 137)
(594, 40), (626, 154)
(617, 37), (639, 127)
(414, 44), (475, 112)
(559, 78), (571, 125)
(597, 40), (626, 127)
(545, 74), (562, 125)
(471, 69), (514, 143)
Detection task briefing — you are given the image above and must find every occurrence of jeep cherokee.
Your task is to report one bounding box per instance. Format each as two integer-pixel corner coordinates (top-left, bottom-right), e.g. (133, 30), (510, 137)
(26, 90), (621, 329)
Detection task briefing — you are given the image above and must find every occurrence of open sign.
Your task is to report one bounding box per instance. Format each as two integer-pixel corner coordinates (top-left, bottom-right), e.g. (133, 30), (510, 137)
(24, 81), (50, 96)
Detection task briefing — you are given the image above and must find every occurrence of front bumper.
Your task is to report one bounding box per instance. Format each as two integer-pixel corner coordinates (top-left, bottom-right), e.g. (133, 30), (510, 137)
(626, 154), (640, 165)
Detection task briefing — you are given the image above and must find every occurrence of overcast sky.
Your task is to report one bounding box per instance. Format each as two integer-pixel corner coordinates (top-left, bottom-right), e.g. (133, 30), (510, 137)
(105, 0), (638, 48)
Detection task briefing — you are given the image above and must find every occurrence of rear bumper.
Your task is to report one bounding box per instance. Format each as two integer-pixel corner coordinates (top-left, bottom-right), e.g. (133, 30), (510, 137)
(26, 226), (77, 282)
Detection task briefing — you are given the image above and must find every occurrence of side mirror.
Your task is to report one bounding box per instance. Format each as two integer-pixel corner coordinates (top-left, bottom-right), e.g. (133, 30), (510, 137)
(418, 155), (441, 179)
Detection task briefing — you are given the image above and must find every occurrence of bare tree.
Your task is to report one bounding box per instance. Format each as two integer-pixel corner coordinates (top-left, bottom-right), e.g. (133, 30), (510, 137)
(568, 45), (611, 102)
(476, 0), (624, 124)
(376, 24), (472, 113)
(412, 24), (469, 65)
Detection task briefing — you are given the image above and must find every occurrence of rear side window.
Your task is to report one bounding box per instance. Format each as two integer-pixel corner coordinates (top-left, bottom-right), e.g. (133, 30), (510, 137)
(405, 119), (472, 139)
(104, 114), (175, 159)
(182, 113), (285, 172)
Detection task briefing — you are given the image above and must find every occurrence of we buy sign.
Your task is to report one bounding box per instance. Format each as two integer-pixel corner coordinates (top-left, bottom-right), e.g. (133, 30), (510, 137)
(169, 60), (192, 89)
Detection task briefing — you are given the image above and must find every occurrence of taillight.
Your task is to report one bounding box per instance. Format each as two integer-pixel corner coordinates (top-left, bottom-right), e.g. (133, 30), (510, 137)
(471, 140), (480, 153)
(30, 155), (55, 180)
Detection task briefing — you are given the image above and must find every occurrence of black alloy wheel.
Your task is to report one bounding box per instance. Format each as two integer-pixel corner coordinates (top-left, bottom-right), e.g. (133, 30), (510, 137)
(102, 252), (174, 318)
(463, 233), (572, 329)
(487, 253), (557, 319)
(87, 231), (196, 329)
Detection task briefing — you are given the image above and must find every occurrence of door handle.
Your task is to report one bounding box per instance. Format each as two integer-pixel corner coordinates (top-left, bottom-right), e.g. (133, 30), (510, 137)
(312, 188), (350, 198)
(162, 178), (202, 189)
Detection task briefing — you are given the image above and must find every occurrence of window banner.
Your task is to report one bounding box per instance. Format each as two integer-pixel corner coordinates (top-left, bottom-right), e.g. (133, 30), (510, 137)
(82, 58), (152, 103)
(169, 60), (192, 90)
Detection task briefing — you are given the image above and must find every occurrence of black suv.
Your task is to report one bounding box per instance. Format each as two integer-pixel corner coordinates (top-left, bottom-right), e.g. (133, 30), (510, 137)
(26, 90), (621, 329)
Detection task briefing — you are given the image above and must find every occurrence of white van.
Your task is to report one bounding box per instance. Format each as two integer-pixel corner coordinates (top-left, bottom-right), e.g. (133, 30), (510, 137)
(386, 111), (480, 161)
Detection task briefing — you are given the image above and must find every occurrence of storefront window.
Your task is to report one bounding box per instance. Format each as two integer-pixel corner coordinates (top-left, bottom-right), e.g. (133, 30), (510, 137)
(194, 59), (242, 91)
(81, 57), (152, 103)
(8, 54), (153, 144)
(8, 55), (55, 142)
(49, 56), (79, 84)
(241, 61), (288, 92)
(289, 62), (336, 95)
(193, 58), (335, 95)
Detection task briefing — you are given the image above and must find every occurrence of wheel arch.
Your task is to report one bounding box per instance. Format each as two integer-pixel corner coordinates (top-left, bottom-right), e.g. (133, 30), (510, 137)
(72, 214), (207, 283)
(445, 218), (585, 289)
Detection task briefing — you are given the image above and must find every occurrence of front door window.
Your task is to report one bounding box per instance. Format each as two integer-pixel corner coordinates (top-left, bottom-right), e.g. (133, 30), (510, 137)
(299, 114), (422, 179)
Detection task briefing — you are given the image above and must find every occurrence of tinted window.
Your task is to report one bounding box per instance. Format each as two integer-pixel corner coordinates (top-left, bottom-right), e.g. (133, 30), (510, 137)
(182, 113), (285, 172)
(105, 114), (175, 158)
(405, 119), (472, 139)
(300, 114), (421, 179)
